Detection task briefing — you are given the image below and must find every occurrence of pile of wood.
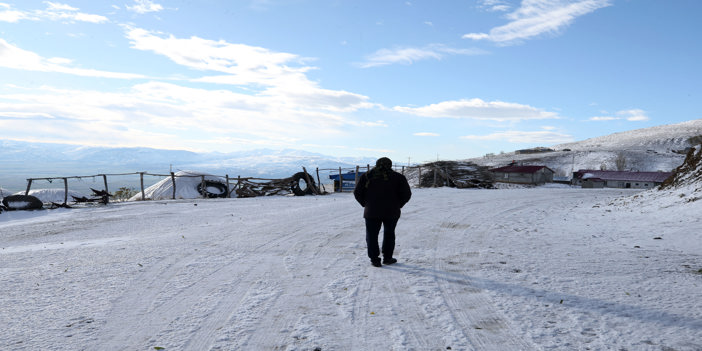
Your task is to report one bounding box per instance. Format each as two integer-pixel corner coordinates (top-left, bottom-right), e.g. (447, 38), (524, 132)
(235, 171), (319, 197)
(71, 188), (113, 204)
(418, 161), (495, 189)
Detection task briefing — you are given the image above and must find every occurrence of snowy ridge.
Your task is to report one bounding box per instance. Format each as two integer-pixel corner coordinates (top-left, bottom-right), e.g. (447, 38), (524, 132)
(467, 119), (702, 176)
(555, 119), (702, 151)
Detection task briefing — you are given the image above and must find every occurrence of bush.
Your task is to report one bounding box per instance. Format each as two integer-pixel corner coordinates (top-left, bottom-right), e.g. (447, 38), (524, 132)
(114, 187), (138, 202)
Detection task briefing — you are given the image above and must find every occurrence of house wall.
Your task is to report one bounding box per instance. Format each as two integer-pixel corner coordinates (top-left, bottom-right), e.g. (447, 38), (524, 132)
(494, 169), (554, 185)
(604, 180), (659, 189)
(582, 180), (605, 188)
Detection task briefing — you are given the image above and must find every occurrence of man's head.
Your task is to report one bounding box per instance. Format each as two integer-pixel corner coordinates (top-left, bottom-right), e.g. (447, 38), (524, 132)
(376, 157), (392, 169)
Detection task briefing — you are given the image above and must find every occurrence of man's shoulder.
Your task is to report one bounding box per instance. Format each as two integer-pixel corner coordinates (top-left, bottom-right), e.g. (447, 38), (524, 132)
(390, 170), (409, 181)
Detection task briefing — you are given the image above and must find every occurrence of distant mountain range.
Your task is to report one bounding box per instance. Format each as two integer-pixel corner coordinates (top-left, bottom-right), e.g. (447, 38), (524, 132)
(0, 141), (376, 193)
(2, 119), (702, 193)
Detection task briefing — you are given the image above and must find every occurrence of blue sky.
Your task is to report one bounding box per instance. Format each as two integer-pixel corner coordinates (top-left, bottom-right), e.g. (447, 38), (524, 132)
(1, 0), (700, 163)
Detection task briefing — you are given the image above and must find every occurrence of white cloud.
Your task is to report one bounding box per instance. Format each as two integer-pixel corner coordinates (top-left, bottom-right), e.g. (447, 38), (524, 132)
(589, 109), (649, 122)
(359, 44), (488, 68)
(0, 39), (145, 79)
(126, 0), (164, 14)
(619, 109), (649, 121)
(0, 3), (29, 22)
(0, 2), (108, 23)
(0, 81), (365, 151)
(124, 27), (372, 112)
(394, 98), (558, 121)
(589, 116), (618, 121)
(44, 2), (77, 11)
(461, 130), (574, 143)
(478, 0), (512, 12)
(464, 0), (612, 45)
(414, 132), (440, 137)
(39, 1), (108, 23)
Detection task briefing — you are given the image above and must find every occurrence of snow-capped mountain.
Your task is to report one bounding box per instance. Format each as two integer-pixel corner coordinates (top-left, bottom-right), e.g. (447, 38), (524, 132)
(0, 140), (376, 193)
(467, 119), (702, 177)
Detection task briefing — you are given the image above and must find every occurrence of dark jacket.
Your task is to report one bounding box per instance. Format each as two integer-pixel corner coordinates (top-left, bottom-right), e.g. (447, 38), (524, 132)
(354, 169), (412, 219)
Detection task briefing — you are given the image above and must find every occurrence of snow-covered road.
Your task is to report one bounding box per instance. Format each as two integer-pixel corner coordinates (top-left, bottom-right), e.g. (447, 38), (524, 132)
(1, 187), (701, 350)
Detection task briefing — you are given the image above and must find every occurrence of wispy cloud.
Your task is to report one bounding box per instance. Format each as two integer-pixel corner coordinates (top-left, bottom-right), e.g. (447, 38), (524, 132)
(0, 2), (108, 23)
(0, 39), (145, 79)
(124, 27), (372, 112)
(126, 0), (164, 14)
(464, 0), (612, 45)
(414, 132), (440, 137)
(590, 109), (649, 122)
(477, 0), (512, 12)
(359, 44), (488, 68)
(461, 130), (574, 143)
(394, 98), (558, 121)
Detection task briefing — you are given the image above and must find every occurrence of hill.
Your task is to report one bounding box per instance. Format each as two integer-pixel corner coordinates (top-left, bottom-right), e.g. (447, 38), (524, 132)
(466, 119), (702, 177)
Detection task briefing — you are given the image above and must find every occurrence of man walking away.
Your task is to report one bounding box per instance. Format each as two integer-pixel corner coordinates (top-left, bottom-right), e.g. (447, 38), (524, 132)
(353, 157), (412, 267)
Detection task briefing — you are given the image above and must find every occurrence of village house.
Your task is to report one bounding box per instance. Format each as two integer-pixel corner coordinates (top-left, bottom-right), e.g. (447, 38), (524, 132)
(572, 170), (672, 189)
(489, 165), (555, 185)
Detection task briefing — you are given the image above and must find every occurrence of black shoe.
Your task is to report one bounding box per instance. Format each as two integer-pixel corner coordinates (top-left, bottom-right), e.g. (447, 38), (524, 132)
(382, 258), (397, 265)
(371, 260), (382, 267)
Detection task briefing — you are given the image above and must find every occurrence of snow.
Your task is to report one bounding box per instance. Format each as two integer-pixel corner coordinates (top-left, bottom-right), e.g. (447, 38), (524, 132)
(128, 170), (228, 201)
(1, 184), (701, 350)
(19, 188), (87, 203)
(469, 119), (702, 178)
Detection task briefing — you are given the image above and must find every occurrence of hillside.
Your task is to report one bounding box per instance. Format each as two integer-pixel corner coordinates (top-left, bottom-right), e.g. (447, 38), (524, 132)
(466, 119), (702, 177)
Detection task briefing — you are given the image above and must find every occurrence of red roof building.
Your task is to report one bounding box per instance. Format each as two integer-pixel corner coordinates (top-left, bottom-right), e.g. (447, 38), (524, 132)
(572, 170), (672, 189)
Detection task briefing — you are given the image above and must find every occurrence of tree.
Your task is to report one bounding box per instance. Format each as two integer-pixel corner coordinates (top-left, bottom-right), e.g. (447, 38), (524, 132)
(615, 152), (627, 171)
(114, 187), (137, 202)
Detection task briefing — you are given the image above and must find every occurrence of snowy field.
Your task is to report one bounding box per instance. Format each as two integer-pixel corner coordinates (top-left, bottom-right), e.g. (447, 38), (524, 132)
(1, 187), (701, 351)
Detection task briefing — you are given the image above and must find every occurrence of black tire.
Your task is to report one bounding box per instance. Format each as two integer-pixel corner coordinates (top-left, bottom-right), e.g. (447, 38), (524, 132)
(291, 172), (316, 196)
(196, 180), (228, 198)
(2, 194), (44, 210)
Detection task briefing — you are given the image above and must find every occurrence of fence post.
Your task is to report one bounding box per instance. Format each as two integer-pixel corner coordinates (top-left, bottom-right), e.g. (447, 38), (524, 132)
(102, 174), (110, 205)
(25, 179), (33, 196)
(201, 175), (207, 199)
(315, 168), (322, 194)
(171, 172), (176, 200)
(355, 165), (359, 187)
(63, 177), (68, 205)
(225, 174), (230, 198)
(302, 167), (319, 195)
(433, 168), (437, 187)
(338, 167), (343, 192)
(140, 172), (145, 201)
(418, 166), (422, 187)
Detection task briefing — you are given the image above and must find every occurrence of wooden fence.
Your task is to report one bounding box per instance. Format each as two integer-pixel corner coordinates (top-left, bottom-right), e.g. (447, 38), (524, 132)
(23, 164), (447, 205)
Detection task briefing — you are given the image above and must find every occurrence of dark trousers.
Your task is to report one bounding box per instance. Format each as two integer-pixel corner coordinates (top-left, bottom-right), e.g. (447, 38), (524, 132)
(365, 217), (399, 262)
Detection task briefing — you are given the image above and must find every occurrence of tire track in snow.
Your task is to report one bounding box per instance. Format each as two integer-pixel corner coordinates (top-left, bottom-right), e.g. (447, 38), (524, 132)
(246, 219), (361, 349)
(388, 193), (534, 350)
(186, 205), (360, 350)
(91, 222), (308, 351)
